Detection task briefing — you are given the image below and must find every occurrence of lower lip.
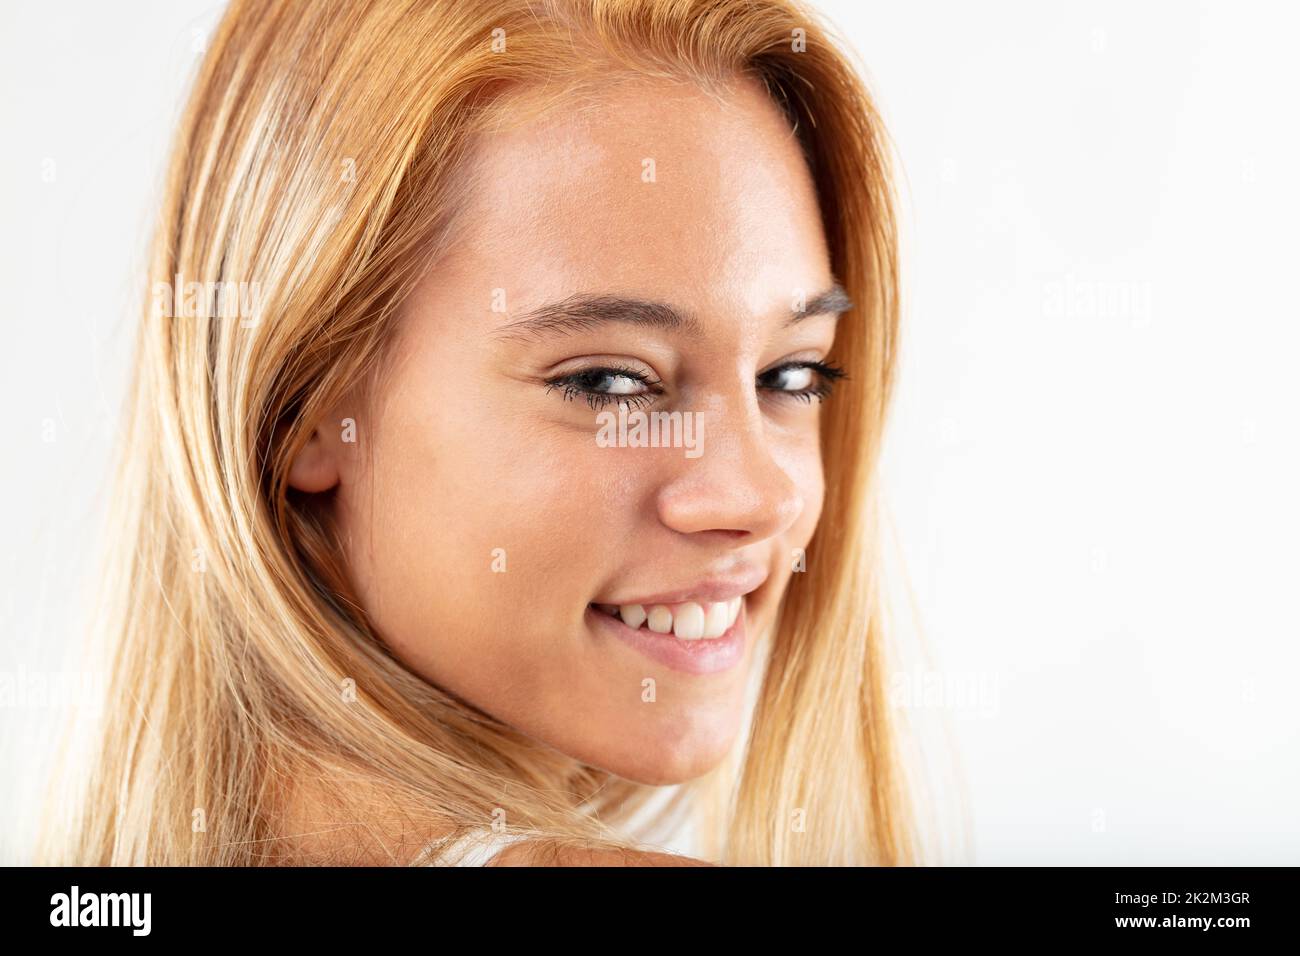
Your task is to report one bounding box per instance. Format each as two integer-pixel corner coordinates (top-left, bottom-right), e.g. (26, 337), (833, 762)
(587, 604), (748, 675)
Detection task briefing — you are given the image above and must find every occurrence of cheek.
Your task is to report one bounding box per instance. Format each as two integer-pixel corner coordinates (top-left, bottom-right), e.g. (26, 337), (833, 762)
(337, 377), (640, 672)
(755, 429), (824, 619)
(780, 428), (827, 548)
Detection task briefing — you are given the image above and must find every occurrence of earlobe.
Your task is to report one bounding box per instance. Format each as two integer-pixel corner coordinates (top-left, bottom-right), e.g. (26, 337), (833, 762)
(287, 428), (341, 493)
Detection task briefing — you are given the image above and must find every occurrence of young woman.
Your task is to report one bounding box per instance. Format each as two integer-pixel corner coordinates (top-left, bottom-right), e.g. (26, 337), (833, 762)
(39, 0), (918, 866)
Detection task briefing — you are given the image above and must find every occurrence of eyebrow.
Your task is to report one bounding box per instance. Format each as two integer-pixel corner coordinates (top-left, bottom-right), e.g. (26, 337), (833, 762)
(492, 283), (852, 341)
(794, 284), (854, 323)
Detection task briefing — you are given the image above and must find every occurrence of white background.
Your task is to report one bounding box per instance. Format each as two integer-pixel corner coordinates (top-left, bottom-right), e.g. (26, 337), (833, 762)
(2, 1), (1297, 864)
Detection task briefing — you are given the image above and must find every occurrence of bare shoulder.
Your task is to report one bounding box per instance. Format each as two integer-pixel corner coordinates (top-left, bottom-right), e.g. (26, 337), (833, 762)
(488, 841), (714, 867)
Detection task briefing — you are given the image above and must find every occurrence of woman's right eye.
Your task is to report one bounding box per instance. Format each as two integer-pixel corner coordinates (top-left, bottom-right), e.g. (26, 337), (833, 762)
(544, 366), (663, 410)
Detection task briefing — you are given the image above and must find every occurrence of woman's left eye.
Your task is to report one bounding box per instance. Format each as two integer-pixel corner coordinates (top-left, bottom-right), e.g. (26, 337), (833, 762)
(757, 360), (846, 403)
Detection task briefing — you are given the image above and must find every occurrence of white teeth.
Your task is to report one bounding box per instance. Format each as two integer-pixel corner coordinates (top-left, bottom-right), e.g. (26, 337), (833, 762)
(703, 601), (730, 639)
(605, 598), (744, 640)
(646, 605), (674, 634)
(674, 603), (706, 640)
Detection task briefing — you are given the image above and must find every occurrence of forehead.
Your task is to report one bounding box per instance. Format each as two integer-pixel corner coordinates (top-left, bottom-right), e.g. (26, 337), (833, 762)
(438, 74), (832, 321)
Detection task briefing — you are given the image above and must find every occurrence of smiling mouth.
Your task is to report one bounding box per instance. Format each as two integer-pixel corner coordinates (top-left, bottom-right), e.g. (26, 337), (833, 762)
(590, 599), (743, 641)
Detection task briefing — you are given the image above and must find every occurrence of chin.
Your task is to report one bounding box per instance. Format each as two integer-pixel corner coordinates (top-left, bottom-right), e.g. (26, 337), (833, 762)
(572, 707), (744, 786)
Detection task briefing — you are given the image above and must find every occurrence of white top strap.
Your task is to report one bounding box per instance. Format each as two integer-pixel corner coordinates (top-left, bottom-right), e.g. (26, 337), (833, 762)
(415, 827), (532, 867)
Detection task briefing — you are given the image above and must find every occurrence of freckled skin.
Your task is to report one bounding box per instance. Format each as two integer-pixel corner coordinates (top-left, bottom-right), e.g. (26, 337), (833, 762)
(312, 76), (838, 785)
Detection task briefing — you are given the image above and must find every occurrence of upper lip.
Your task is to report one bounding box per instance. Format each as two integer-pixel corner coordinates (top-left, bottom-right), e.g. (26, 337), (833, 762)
(593, 564), (768, 608)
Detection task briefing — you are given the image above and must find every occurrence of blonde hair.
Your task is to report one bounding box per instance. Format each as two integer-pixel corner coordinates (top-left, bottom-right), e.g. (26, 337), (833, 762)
(38, 0), (922, 865)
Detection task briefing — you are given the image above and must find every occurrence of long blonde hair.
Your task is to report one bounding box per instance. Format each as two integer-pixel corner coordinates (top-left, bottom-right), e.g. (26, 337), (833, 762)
(38, 0), (921, 865)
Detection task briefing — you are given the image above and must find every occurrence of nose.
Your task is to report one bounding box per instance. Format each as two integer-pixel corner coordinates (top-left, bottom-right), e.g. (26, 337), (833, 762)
(654, 396), (806, 542)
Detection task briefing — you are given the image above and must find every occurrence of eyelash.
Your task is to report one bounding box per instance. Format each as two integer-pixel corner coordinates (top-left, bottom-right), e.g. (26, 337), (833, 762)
(543, 360), (847, 409)
(544, 364), (663, 411)
(757, 360), (847, 404)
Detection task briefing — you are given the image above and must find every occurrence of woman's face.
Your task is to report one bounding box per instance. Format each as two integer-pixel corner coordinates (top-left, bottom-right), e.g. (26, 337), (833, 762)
(301, 76), (846, 785)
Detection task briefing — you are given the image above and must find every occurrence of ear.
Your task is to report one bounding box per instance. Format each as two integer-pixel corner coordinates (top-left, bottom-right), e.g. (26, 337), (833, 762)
(287, 424), (342, 493)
